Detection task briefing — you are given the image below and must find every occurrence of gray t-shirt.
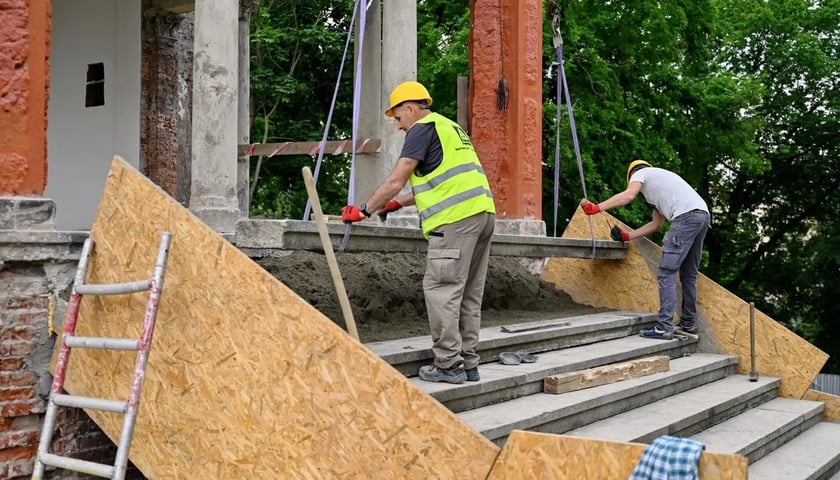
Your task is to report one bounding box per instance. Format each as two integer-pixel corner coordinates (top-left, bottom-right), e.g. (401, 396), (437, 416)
(399, 122), (443, 176)
(630, 167), (708, 221)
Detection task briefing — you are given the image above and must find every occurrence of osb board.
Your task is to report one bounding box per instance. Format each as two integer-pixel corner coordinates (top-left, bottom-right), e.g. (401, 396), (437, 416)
(55, 157), (499, 479)
(804, 390), (840, 422)
(543, 208), (827, 399)
(486, 431), (747, 479)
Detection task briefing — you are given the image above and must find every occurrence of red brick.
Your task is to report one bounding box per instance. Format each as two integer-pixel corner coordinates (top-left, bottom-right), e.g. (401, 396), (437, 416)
(0, 429), (38, 450)
(0, 357), (25, 371)
(0, 371), (36, 388)
(0, 445), (36, 462)
(0, 341), (35, 357)
(1, 309), (47, 328)
(0, 325), (38, 342)
(0, 386), (35, 402)
(0, 399), (37, 417)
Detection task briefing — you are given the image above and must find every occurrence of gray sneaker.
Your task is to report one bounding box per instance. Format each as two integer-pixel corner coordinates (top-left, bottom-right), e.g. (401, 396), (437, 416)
(676, 324), (698, 335)
(465, 367), (480, 382)
(419, 364), (467, 384)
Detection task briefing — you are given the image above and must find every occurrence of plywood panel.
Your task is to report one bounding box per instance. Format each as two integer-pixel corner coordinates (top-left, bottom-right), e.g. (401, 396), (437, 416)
(486, 431), (747, 480)
(57, 157), (499, 479)
(543, 208), (828, 398)
(804, 390), (840, 422)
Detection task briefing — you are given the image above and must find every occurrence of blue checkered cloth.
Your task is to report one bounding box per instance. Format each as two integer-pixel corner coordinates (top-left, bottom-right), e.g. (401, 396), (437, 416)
(628, 435), (705, 480)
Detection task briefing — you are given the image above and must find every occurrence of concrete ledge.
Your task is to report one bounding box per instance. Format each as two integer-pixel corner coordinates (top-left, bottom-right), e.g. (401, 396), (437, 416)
(0, 230), (87, 262)
(235, 219), (627, 259)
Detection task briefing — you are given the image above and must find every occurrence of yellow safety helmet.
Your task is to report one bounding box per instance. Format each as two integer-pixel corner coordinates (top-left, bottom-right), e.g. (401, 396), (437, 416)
(626, 160), (652, 185)
(385, 81), (433, 117)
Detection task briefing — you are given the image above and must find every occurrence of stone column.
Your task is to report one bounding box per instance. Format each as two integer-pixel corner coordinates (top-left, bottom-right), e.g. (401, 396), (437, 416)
(352, 0), (382, 204)
(0, 0), (54, 231)
(469, 0), (543, 222)
(190, 0), (241, 232)
(237, 1), (259, 217)
(380, 1), (416, 195)
(0, 0), (49, 198)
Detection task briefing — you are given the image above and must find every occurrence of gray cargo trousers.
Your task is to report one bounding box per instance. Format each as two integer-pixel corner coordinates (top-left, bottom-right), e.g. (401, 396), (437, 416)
(657, 209), (711, 331)
(423, 212), (495, 370)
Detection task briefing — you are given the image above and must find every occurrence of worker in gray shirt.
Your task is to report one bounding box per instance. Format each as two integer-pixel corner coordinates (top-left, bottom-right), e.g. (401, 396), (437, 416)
(580, 160), (711, 340)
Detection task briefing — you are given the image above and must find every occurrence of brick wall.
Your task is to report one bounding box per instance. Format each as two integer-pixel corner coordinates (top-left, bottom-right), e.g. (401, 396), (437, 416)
(140, 10), (194, 207)
(0, 258), (143, 479)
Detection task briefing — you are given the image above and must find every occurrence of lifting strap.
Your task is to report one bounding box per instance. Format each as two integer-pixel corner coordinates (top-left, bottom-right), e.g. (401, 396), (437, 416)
(303, 0), (365, 223)
(552, 14), (596, 256)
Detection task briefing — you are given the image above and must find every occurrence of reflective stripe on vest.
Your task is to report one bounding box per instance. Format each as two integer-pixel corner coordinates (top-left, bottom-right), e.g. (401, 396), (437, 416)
(408, 112), (495, 236)
(411, 163), (487, 195)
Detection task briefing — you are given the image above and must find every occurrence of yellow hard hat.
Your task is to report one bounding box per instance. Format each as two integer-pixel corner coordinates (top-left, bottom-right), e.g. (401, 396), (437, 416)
(385, 81), (433, 117)
(626, 160), (652, 185)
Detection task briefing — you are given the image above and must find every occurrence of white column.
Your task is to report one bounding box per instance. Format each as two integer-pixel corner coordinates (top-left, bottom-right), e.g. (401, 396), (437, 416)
(353, 0), (382, 204)
(190, 0), (240, 232)
(380, 0), (416, 193)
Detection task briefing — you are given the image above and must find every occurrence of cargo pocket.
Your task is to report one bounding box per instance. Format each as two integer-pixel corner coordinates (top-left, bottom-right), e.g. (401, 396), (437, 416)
(427, 248), (461, 284)
(659, 247), (684, 271)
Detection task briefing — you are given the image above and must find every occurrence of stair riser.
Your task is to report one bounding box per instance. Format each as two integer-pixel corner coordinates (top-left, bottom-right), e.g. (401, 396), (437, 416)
(386, 321), (656, 377)
(744, 412), (823, 464)
(630, 386), (779, 444)
(439, 343), (696, 413)
(484, 362), (737, 444)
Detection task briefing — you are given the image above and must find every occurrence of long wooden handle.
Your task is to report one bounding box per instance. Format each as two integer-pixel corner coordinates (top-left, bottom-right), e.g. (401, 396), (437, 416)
(301, 167), (360, 342)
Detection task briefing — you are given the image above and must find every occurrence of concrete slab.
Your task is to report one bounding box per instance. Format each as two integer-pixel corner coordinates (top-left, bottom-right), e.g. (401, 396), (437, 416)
(367, 311), (657, 375)
(748, 422), (840, 480)
(566, 374), (780, 443)
(235, 218), (627, 258)
(414, 334), (697, 412)
(690, 397), (823, 463)
(457, 354), (738, 442)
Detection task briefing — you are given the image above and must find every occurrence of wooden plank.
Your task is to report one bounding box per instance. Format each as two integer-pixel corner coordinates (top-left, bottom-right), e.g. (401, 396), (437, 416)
(54, 157), (499, 479)
(486, 431), (748, 480)
(542, 208), (828, 399)
(544, 356), (669, 394)
(803, 389), (840, 422)
(238, 139), (381, 157)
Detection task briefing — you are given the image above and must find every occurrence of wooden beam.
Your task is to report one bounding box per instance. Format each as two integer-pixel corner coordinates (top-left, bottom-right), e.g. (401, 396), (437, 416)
(544, 356), (670, 394)
(154, 0), (195, 14)
(237, 139), (381, 157)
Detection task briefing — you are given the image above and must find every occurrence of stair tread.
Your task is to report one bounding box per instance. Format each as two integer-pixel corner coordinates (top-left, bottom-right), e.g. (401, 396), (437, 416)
(457, 353), (735, 436)
(690, 397), (824, 456)
(412, 334), (696, 401)
(748, 422), (840, 480)
(366, 310), (656, 360)
(564, 374), (779, 442)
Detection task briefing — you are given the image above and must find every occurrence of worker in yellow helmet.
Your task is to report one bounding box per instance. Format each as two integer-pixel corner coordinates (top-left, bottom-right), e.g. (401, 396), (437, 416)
(580, 160), (710, 340)
(342, 81), (496, 384)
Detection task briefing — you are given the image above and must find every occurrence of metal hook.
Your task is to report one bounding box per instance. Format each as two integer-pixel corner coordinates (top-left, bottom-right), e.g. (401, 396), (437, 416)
(551, 15), (563, 49)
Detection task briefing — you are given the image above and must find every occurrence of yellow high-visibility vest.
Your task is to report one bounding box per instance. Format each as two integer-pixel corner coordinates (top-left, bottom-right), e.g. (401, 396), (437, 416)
(409, 113), (495, 237)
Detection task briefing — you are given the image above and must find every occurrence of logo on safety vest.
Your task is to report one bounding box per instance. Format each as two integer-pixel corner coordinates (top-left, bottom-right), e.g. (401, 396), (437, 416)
(452, 125), (472, 146)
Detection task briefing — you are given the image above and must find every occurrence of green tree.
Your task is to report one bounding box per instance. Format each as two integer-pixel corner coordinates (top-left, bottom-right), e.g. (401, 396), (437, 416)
(249, 0), (355, 219)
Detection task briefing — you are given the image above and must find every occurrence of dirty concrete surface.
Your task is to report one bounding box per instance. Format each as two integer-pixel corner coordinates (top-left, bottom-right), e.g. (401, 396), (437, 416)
(258, 251), (607, 343)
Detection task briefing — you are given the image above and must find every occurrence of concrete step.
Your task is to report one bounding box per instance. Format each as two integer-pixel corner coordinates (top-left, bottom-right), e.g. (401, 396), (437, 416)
(690, 397), (824, 463)
(457, 353), (737, 444)
(565, 374), (780, 443)
(412, 334), (698, 413)
(748, 421), (840, 480)
(367, 311), (658, 376)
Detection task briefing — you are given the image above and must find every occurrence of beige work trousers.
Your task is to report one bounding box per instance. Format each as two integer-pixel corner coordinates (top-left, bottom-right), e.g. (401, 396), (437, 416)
(423, 212), (495, 370)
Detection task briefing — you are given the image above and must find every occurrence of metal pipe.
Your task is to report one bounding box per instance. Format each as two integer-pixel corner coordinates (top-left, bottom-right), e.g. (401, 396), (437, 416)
(749, 302), (759, 382)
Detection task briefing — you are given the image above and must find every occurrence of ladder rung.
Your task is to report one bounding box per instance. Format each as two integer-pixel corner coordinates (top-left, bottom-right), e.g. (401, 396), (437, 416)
(75, 279), (151, 295)
(52, 393), (127, 413)
(65, 335), (139, 351)
(38, 452), (115, 478)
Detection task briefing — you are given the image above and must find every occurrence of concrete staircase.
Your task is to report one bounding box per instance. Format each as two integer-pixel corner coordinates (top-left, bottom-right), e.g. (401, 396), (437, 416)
(367, 311), (840, 480)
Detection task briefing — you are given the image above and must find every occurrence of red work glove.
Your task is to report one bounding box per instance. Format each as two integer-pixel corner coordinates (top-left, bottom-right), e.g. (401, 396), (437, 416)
(610, 225), (630, 242)
(377, 200), (403, 221)
(341, 204), (368, 223)
(581, 200), (601, 215)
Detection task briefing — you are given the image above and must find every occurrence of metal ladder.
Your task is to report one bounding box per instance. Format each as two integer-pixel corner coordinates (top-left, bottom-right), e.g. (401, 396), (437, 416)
(32, 232), (171, 480)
